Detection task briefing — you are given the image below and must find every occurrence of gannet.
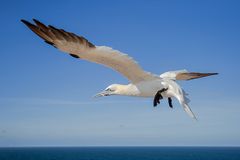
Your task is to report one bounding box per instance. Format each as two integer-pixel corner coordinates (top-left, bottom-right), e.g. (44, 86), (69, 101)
(21, 19), (218, 120)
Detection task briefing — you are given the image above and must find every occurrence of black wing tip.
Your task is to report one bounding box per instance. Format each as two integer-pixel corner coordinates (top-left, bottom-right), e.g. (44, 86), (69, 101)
(21, 19), (31, 25)
(21, 18), (41, 26)
(21, 19), (37, 29)
(32, 18), (40, 24)
(209, 73), (219, 76)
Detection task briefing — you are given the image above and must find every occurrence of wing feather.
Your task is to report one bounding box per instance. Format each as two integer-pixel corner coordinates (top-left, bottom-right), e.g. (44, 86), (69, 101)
(160, 70), (218, 81)
(21, 19), (158, 83)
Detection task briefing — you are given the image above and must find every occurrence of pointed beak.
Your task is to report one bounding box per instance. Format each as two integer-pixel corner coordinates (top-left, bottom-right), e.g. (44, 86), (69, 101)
(93, 91), (110, 98)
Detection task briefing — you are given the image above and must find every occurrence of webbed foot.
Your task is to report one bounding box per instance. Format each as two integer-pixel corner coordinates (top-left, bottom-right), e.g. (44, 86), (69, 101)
(168, 97), (173, 108)
(153, 88), (168, 107)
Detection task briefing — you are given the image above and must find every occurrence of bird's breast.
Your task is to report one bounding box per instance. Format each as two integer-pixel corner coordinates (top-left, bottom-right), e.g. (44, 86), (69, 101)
(135, 80), (166, 97)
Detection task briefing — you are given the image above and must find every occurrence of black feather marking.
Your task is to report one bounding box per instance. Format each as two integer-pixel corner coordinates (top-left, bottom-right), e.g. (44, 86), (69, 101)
(69, 54), (80, 59)
(21, 19), (32, 26)
(48, 25), (58, 30)
(44, 40), (54, 46)
(168, 97), (173, 108)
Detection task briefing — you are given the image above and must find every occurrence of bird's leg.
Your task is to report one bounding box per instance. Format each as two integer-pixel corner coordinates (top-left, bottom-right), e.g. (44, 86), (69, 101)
(153, 88), (168, 107)
(153, 93), (163, 107)
(168, 97), (173, 108)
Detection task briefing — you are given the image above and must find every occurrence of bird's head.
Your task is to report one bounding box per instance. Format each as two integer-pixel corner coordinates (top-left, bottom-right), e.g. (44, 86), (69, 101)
(94, 84), (121, 98)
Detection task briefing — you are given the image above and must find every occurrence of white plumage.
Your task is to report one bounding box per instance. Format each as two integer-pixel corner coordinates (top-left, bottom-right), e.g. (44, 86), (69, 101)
(21, 19), (218, 120)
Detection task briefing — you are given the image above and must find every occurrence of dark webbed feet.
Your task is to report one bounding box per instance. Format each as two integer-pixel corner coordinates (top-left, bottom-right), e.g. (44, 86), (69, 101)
(168, 97), (173, 108)
(153, 88), (168, 107)
(153, 93), (163, 107)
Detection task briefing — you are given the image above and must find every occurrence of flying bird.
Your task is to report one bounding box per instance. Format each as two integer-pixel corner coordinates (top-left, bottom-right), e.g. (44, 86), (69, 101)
(21, 19), (218, 120)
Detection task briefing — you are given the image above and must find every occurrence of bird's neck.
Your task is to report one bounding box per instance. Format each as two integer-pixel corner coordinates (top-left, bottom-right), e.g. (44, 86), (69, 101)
(116, 84), (139, 96)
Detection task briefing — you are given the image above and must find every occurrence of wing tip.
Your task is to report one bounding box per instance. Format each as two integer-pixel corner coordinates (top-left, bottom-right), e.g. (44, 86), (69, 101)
(22, 18), (40, 25)
(32, 18), (39, 23)
(32, 18), (43, 26)
(208, 72), (218, 76)
(203, 72), (219, 78)
(21, 19), (32, 26)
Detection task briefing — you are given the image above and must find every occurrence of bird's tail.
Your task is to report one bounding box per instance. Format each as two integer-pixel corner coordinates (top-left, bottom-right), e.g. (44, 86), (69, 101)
(179, 98), (197, 120)
(168, 80), (197, 120)
(178, 90), (197, 120)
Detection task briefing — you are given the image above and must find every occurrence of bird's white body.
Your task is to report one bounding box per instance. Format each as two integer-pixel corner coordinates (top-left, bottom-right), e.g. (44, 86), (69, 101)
(112, 79), (183, 99)
(112, 79), (195, 119)
(22, 19), (218, 120)
(135, 79), (165, 97)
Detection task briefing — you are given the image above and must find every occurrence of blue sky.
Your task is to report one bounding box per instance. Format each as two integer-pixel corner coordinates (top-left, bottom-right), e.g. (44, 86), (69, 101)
(0, 0), (240, 146)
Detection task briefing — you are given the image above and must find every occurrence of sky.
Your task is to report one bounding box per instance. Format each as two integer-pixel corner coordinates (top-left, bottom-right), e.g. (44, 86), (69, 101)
(0, 0), (240, 147)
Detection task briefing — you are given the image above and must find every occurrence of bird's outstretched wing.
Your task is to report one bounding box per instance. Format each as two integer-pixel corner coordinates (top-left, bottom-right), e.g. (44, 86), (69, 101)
(160, 69), (218, 81)
(21, 19), (158, 84)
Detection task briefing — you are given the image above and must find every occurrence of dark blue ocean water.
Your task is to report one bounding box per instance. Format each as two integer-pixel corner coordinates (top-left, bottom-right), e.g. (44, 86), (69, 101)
(0, 147), (239, 160)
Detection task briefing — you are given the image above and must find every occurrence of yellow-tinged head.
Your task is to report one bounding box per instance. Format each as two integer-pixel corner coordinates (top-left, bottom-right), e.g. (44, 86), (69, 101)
(94, 84), (138, 97)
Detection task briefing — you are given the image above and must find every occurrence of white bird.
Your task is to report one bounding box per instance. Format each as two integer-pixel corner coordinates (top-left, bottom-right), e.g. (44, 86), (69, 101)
(21, 19), (218, 120)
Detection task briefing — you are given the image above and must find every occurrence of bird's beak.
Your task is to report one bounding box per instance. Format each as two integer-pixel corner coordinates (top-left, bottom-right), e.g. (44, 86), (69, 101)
(93, 90), (110, 98)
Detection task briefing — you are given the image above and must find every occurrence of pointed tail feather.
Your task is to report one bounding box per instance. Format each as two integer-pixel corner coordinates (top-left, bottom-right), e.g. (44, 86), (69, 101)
(164, 77), (197, 120)
(181, 102), (197, 120)
(183, 89), (191, 103)
(177, 89), (197, 120)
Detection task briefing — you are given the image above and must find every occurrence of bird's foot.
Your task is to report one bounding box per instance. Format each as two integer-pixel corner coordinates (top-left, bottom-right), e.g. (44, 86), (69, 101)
(153, 88), (168, 107)
(168, 97), (173, 108)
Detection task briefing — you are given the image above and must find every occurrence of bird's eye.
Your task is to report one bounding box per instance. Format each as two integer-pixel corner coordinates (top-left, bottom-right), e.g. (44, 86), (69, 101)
(106, 88), (113, 92)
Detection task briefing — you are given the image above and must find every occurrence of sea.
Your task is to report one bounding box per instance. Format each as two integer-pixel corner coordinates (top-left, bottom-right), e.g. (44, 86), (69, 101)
(0, 147), (239, 160)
